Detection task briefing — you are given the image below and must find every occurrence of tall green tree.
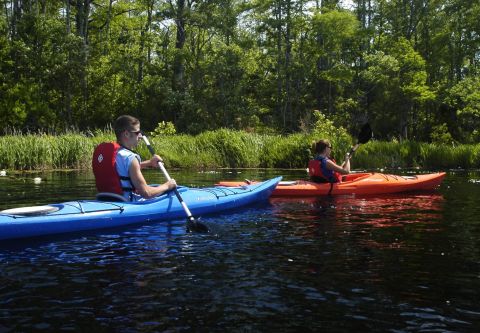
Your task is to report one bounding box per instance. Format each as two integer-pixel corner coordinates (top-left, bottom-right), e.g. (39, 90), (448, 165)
(0, 0), (479, 142)
(309, 9), (360, 117)
(361, 37), (434, 139)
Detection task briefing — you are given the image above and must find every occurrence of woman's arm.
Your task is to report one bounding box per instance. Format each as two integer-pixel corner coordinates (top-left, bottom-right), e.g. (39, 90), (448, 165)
(326, 155), (350, 175)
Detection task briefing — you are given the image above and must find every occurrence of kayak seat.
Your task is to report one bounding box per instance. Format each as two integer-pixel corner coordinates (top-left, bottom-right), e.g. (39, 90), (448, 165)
(96, 192), (128, 202)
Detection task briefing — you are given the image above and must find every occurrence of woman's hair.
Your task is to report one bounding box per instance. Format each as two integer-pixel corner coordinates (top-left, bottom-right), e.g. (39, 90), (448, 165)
(313, 139), (331, 154)
(114, 115), (140, 139)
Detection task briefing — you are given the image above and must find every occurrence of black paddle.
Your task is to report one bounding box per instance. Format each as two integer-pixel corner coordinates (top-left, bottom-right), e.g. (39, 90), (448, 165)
(141, 135), (209, 233)
(348, 123), (373, 158)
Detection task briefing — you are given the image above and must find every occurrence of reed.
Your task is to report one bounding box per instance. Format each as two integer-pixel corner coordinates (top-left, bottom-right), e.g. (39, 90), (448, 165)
(260, 133), (312, 168)
(143, 134), (221, 168)
(149, 131), (317, 169)
(1, 130), (479, 171)
(353, 141), (480, 170)
(0, 132), (114, 171)
(148, 130), (269, 168)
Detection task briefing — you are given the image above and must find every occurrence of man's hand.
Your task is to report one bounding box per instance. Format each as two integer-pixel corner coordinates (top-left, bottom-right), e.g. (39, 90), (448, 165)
(165, 179), (177, 190)
(150, 154), (163, 168)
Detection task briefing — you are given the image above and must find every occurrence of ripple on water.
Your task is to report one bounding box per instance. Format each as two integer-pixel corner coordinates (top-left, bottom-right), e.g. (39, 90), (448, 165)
(1, 178), (480, 331)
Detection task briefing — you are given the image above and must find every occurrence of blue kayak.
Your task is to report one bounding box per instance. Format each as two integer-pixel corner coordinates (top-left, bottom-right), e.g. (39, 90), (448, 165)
(0, 177), (281, 240)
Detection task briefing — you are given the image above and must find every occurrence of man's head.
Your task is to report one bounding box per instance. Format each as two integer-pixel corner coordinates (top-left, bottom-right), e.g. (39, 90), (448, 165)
(114, 115), (142, 146)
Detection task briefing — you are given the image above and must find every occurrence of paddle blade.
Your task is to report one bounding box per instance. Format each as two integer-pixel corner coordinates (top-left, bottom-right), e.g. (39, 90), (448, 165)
(357, 123), (373, 144)
(186, 217), (209, 233)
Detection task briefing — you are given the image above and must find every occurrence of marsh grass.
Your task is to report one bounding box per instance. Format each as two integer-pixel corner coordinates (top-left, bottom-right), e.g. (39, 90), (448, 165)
(0, 132), (114, 171)
(0, 130), (478, 171)
(353, 141), (480, 170)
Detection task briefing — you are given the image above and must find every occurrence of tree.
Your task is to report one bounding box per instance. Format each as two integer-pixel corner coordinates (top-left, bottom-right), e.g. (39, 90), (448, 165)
(361, 38), (434, 140)
(309, 9), (360, 116)
(444, 76), (480, 142)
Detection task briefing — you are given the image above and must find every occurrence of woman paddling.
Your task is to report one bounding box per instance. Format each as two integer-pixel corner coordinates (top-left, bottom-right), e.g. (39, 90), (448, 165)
(308, 139), (351, 183)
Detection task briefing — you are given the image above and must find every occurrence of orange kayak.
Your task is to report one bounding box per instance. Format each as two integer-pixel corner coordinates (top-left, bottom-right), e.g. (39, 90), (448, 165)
(215, 172), (446, 196)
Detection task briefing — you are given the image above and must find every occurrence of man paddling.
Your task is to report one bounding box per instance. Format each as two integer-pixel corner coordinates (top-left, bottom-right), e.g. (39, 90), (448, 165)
(92, 115), (176, 201)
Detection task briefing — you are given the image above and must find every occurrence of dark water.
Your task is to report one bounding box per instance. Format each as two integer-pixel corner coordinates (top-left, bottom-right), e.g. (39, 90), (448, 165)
(1, 169), (479, 332)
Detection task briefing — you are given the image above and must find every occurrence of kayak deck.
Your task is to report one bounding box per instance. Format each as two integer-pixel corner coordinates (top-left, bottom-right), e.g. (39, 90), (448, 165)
(0, 177), (281, 240)
(216, 172), (446, 196)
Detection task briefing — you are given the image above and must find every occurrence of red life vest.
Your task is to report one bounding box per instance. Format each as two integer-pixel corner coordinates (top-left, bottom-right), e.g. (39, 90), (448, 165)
(92, 142), (133, 194)
(308, 157), (341, 183)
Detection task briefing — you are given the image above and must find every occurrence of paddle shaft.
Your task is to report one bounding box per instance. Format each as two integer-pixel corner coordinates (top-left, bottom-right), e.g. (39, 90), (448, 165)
(348, 143), (360, 156)
(141, 136), (195, 222)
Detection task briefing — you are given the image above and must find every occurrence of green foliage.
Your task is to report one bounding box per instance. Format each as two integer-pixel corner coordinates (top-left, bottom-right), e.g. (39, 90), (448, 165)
(421, 144), (479, 169)
(353, 141), (398, 169)
(0, 134), (95, 170)
(2, 131), (480, 171)
(362, 51), (400, 84)
(141, 130), (313, 169)
(0, 0), (479, 143)
(361, 38), (434, 139)
(430, 123), (454, 145)
(258, 134), (311, 168)
(392, 38), (435, 103)
(444, 76), (480, 143)
(151, 121), (177, 137)
(309, 111), (352, 157)
(195, 130), (258, 168)
(353, 140), (480, 170)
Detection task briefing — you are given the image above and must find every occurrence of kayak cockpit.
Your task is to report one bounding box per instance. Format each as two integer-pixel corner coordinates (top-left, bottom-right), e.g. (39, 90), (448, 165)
(95, 192), (128, 202)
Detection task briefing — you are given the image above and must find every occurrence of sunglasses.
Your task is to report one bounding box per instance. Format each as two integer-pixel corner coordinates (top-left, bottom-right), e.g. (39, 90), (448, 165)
(129, 130), (142, 136)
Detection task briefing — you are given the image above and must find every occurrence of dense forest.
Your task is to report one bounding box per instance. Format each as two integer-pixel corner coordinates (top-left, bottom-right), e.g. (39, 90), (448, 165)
(1, 0), (479, 142)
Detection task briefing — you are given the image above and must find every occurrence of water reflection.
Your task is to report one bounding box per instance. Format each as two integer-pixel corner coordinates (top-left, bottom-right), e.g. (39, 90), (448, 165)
(1, 170), (480, 332)
(270, 192), (445, 245)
